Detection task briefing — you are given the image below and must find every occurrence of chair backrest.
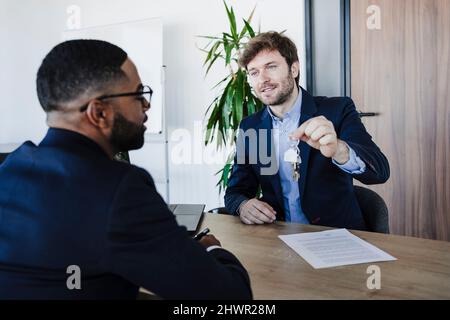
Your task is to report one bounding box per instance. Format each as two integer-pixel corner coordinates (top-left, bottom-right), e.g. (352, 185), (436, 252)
(0, 153), (9, 165)
(354, 186), (389, 233)
(208, 207), (231, 215)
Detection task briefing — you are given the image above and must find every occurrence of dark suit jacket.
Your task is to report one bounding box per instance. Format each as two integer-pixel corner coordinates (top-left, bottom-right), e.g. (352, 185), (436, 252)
(0, 128), (252, 300)
(225, 88), (390, 230)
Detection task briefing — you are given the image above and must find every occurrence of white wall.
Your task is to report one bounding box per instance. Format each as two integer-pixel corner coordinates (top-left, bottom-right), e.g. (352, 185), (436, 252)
(0, 0), (306, 210)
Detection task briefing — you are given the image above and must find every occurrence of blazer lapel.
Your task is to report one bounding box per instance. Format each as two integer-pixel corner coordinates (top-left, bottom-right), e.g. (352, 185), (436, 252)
(298, 88), (318, 200)
(256, 109), (284, 209)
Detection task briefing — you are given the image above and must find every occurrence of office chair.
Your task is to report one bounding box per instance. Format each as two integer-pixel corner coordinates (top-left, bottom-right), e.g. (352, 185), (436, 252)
(0, 153), (9, 165)
(354, 186), (389, 234)
(208, 207), (231, 215)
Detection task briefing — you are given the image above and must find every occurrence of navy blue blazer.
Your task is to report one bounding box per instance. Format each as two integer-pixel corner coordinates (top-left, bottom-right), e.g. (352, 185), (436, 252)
(225, 88), (390, 230)
(0, 128), (252, 300)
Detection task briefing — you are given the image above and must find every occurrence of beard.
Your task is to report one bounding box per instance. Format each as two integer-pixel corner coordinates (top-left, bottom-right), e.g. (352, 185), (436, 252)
(257, 72), (296, 106)
(110, 112), (146, 152)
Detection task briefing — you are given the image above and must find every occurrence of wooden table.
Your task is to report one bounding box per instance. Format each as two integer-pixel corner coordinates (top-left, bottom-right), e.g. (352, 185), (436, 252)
(199, 213), (450, 300)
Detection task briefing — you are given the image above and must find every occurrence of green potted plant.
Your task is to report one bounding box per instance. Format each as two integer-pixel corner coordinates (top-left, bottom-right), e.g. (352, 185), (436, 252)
(114, 151), (130, 163)
(199, 1), (263, 193)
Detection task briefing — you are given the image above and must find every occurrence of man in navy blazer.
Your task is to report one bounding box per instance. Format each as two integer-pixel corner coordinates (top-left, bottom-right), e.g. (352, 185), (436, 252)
(225, 32), (389, 230)
(0, 40), (252, 299)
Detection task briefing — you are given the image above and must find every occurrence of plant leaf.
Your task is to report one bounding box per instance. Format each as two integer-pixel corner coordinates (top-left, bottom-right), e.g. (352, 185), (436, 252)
(232, 71), (244, 129)
(205, 96), (219, 117)
(197, 35), (223, 40)
(222, 32), (233, 39)
(222, 163), (231, 185)
(205, 102), (220, 144)
(205, 51), (222, 75)
(203, 41), (221, 67)
(198, 2), (264, 194)
(238, 5), (256, 39)
(212, 75), (232, 91)
(223, 0), (237, 41)
(209, 79), (233, 148)
(243, 19), (255, 38)
(222, 83), (233, 130)
(225, 46), (233, 66)
(247, 96), (255, 116)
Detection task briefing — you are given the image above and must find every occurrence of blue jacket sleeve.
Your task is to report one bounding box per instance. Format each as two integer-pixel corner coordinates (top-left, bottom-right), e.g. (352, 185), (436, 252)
(337, 98), (390, 185)
(105, 167), (252, 300)
(224, 122), (260, 215)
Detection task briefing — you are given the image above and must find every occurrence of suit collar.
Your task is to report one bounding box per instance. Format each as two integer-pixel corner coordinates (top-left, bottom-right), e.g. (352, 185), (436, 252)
(259, 107), (272, 129)
(297, 87), (318, 201)
(299, 87), (317, 118)
(39, 128), (109, 159)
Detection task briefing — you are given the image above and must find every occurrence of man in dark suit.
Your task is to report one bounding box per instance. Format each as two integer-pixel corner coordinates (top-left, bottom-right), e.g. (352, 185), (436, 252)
(0, 40), (252, 299)
(225, 32), (389, 230)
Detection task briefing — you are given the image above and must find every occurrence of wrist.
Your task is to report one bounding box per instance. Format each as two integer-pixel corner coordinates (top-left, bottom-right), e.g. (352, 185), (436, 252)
(332, 140), (350, 164)
(237, 200), (249, 215)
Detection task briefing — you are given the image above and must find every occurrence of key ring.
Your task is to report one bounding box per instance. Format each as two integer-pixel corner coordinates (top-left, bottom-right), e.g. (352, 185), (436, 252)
(288, 135), (300, 149)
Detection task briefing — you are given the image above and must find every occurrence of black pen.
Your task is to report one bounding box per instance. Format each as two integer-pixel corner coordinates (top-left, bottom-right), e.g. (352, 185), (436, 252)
(193, 227), (210, 241)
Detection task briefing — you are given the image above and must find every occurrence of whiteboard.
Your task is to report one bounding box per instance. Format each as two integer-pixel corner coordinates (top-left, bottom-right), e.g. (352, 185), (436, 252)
(62, 18), (164, 135)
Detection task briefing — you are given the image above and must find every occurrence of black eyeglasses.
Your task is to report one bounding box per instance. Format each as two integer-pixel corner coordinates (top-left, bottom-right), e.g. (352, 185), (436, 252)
(79, 85), (153, 112)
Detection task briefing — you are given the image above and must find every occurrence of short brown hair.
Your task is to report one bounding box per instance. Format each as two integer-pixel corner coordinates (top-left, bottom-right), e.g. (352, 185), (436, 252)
(239, 31), (300, 85)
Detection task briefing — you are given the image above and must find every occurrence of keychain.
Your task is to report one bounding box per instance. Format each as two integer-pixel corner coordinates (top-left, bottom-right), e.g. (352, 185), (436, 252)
(283, 139), (301, 181)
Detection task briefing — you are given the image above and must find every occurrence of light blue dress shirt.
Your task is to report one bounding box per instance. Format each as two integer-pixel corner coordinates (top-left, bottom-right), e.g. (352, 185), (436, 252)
(268, 92), (366, 223)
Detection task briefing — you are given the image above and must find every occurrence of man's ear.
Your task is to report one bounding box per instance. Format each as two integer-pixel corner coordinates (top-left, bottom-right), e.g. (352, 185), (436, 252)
(290, 61), (300, 79)
(84, 100), (113, 129)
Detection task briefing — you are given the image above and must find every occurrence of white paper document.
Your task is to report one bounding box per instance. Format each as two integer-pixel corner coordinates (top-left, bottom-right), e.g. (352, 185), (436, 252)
(278, 229), (397, 269)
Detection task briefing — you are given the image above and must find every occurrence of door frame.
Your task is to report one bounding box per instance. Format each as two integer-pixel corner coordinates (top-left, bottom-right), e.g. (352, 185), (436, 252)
(342, 0), (351, 96)
(304, 0), (351, 96)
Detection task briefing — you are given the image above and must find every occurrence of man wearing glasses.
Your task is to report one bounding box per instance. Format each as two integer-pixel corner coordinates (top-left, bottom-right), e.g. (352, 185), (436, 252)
(0, 40), (252, 300)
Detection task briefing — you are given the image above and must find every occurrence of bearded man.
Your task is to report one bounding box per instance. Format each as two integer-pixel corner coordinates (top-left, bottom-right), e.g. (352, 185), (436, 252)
(225, 32), (390, 230)
(0, 40), (252, 300)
